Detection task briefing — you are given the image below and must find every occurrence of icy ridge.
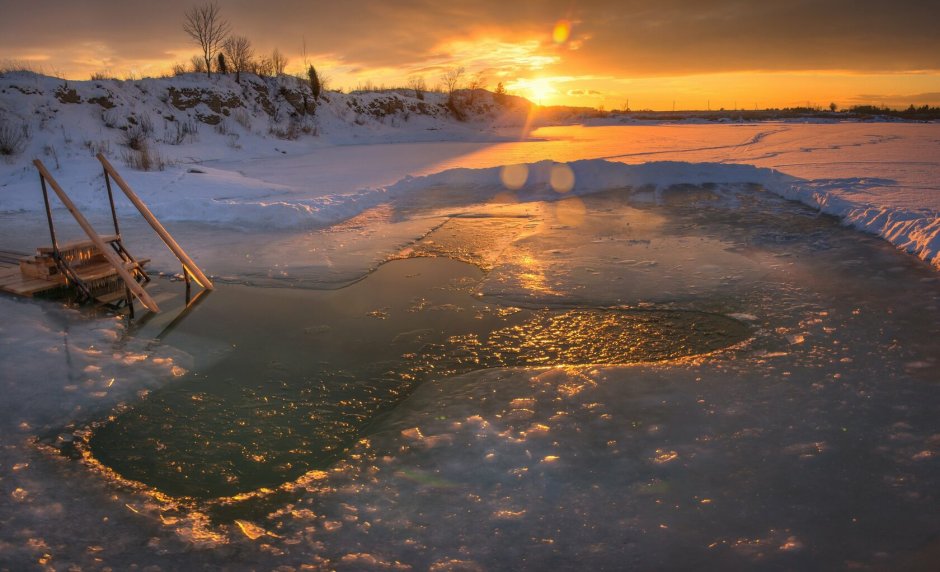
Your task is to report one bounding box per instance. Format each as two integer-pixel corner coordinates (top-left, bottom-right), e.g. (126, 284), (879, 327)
(387, 159), (940, 268)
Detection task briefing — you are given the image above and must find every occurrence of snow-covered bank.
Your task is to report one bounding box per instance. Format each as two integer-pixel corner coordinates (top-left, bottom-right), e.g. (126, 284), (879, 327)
(2, 72), (939, 270)
(2, 154), (938, 269)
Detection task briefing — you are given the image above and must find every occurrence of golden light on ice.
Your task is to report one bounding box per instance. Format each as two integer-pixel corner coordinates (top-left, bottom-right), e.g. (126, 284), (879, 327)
(500, 163), (529, 190)
(554, 197), (586, 227)
(550, 163), (575, 193)
(234, 519), (266, 540)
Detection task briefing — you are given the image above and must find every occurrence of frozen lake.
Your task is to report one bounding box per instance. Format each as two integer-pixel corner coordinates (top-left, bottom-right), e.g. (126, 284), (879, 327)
(1, 124), (939, 570)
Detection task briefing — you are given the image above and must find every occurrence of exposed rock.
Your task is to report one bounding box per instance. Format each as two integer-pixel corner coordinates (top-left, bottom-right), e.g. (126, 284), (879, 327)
(55, 86), (81, 104)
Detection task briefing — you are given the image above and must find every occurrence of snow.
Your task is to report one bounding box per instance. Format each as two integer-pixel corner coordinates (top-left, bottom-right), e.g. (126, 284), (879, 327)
(2, 73), (938, 269)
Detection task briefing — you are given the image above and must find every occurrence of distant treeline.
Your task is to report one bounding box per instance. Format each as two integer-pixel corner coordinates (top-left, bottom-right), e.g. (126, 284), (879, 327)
(613, 104), (940, 122)
(846, 104), (940, 120)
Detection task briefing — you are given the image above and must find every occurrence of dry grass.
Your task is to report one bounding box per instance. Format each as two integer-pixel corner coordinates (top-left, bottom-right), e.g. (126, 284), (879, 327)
(0, 119), (29, 155)
(120, 142), (168, 171)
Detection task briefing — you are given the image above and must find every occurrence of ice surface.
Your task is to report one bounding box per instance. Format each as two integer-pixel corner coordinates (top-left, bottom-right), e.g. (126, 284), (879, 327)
(1, 175), (938, 570)
(1, 77), (939, 568)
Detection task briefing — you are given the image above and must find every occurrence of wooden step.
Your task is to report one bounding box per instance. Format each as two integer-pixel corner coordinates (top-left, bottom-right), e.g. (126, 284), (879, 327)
(72, 259), (147, 283)
(37, 235), (119, 255)
(0, 269), (66, 296)
(95, 290), (130, 306)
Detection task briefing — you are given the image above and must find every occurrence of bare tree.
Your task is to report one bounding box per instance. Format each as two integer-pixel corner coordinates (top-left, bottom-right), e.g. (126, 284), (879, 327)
(407, 75), (426, 100)
(466, 71), (487, 105)
(441, 66), (466, 120)
(223, 35), (253, 83)
(271, 49), (288, 76)
(255, 56), (274, 77)
(440, 66), (465, 95)
(182, 2), (230, 78)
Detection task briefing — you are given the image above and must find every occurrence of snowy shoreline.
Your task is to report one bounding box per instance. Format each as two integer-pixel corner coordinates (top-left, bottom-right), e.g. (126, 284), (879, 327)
(2, 73), (939, 270)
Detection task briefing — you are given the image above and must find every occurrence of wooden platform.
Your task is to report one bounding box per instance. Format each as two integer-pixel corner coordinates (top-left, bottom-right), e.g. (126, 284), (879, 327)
(0, 249), (66, 297)
(4, 157), (213, 314)
(0, 244), (149, 300)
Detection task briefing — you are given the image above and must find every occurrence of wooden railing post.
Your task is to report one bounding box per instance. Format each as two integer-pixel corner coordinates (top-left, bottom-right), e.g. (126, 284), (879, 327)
(96, 153), (214, 290)
(32, 160), (160, 313)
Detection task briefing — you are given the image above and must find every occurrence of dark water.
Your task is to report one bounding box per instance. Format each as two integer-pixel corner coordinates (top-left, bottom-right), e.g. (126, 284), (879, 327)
(88, 256), (749, 499)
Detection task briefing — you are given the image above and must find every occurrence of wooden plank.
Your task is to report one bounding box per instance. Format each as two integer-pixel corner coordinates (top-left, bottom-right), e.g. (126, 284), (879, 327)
(98, 154), (213, 290)
(33, 160), (160, 313)
(36, 235), (119, 254)
(0, 271), (30, 284)
(72, 260), (144, 282)
(1, 274), (63, 296)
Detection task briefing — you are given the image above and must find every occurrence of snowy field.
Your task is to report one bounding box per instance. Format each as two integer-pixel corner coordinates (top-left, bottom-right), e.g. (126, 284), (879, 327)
(1, 108), (939, 569)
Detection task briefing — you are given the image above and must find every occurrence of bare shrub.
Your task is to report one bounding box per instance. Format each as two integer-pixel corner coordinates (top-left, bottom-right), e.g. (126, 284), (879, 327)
(271, 48), (288, 76)
(43, 144), (60, 168)
(255, 57), (274, 77)
(121, 141), (167, 171)
(232, 108), (252, 130)
(0, 60), (42, 76)
(466, 72), (488, 105)
(408, 75), (426, 100)
(166, 118), (199, 144)
(138, 113), (154, 135)
(122, 126), (147, 151)
(0, 120), (29, 155)
(269, 118), (301, 140)
(83, 139), (111, 156)
(101, 110), (121, 128)
(190, 55), (207, 74)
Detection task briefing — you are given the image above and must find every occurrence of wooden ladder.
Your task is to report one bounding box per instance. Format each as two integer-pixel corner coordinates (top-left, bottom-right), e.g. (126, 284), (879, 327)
(34, 160), (160, 313)
(33, 156), (214, 315)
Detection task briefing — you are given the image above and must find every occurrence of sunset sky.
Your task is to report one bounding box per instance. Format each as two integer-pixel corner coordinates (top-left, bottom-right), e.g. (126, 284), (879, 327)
(2, 0), (939, 110)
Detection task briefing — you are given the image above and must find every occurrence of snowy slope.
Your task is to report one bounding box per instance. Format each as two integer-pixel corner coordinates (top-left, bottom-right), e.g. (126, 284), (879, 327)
(1, 73), (939, 270)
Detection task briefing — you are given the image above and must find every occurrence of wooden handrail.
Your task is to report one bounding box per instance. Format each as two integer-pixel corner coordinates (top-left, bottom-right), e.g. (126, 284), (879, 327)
(32, 160), (160, 313)
(96, 153), (214, 290)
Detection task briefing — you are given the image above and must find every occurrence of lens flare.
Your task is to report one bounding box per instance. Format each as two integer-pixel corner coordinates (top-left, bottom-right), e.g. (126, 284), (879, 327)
(550, 163), (575, 193)
(553, 19), (571, 44)
(500, 164), (529, 190)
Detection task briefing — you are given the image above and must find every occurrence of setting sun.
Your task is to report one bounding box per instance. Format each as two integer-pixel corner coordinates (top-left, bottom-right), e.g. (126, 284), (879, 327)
(510, 77), (558, 105)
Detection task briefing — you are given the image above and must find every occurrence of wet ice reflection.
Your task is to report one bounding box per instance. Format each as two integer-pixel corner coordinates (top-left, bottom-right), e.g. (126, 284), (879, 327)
(2, 181), (938, 570)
